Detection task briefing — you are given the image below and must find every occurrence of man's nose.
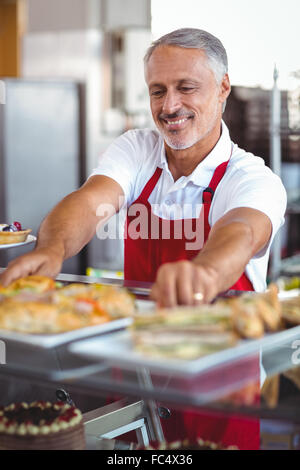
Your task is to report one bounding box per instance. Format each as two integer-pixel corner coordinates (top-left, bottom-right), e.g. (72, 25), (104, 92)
(162, 90), (181, 115)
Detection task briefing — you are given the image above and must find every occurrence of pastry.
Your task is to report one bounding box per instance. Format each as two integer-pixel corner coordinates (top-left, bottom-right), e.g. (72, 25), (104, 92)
(0, 222), (31, 245)
(0, 275), (56, 295)
(229, 284), (282, 337)
(280, 296), (300, 325)
(0, 276), (135, 334)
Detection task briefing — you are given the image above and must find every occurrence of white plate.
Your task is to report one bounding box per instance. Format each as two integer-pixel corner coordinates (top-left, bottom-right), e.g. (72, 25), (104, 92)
(69, 324), (300, 377)
(0, 234), (36, 250)
(0, 299), (152, 349)
(0, 317), (133, 349)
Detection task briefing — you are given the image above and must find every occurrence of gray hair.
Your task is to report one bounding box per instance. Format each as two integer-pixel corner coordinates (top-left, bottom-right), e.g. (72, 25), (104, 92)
(144, 28), (228, 84)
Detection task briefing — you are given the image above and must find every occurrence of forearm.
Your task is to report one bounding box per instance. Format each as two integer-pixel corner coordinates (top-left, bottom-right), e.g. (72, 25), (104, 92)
(36, 193), (97, 259)
(193, 221), (255, 294)
(36, 175), (123, 261)
(193, 207), (272, 296)
(36, 191), (99, 260)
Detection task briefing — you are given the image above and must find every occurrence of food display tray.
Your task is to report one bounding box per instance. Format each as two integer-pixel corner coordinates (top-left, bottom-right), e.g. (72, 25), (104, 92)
(0, 317), (133, 349)
(68, 323), (300, 377)
(0, 300), (153, 349)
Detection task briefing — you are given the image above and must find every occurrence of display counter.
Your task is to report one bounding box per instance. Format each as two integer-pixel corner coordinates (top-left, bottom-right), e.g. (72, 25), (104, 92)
(1, 271), (300, 449)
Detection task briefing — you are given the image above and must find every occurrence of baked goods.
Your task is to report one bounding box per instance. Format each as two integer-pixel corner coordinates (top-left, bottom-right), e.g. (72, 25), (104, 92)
(0, 275), (136, 334)
(55, 283), (135, 318)
(0, 275), (56, 296)
(131, 284), (284, 360)
(0, 222), (31, 245)
(280, 295), (300, 325)
(0, 401), (85, 450)
(131, 302), (239, 360)
(229, 283), (282, 336)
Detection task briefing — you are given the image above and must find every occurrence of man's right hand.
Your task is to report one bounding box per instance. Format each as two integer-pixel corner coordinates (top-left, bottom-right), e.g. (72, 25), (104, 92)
(0, 247), (64, 287)
(0, 175), (124, 288)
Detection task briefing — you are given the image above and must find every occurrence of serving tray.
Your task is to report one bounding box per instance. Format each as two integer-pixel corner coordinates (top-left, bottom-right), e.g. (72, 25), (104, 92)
(0, 317), (133, 349)
(0, 299), (154, 349)
(68, 322), (300, 377)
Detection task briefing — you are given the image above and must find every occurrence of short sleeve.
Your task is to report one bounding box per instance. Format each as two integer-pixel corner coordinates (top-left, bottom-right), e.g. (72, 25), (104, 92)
(89, 131), (142, 206)
(219, 165), (287, 257)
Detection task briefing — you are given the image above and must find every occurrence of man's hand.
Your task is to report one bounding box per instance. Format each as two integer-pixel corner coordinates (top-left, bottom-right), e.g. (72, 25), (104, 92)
(0, 247), (63, 287)
(150, 208), (272, 308)
(150, 260), (219, 308)
(0, 174), (124, 288)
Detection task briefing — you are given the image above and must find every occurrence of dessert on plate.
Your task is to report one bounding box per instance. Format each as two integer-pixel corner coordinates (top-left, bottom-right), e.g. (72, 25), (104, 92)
(0, 221), (31, 245)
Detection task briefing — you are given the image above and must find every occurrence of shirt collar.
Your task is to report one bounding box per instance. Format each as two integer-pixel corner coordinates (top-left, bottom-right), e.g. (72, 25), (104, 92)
(157, 120), (233, 187)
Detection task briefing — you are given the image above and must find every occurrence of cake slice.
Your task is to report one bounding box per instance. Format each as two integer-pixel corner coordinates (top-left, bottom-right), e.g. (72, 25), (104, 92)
(0, 401), (85, 450)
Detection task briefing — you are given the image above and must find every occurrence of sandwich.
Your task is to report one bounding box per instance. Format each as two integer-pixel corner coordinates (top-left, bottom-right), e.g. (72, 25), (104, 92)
(131, 302), (239, 360)
(228, 283), (282, 337)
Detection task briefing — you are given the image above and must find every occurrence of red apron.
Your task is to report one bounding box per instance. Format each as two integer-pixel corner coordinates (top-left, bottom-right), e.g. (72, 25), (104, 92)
(124, 160), (260, 450)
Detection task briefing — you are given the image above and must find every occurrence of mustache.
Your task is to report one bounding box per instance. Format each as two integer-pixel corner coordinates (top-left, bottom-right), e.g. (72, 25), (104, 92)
(159, 109), (194, 120)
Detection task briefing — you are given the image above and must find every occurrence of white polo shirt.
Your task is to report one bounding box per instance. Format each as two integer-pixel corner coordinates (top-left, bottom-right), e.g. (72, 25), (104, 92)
(90, 121), (287, 292)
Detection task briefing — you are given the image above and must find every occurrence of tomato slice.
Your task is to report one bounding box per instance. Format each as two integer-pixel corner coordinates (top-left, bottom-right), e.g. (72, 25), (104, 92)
(76, 297), (109, 319)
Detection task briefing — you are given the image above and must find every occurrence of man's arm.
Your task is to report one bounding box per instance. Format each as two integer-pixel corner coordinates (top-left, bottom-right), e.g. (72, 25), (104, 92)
(150, 207), (272, 307)
(0, 175), (124, 286)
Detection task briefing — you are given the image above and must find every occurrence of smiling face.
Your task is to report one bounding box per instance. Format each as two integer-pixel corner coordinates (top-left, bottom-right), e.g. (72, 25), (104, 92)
(145, 45), (230, 152)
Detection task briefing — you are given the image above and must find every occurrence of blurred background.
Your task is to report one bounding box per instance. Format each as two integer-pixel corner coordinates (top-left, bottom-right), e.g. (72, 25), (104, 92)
(0, 0), (299, 279)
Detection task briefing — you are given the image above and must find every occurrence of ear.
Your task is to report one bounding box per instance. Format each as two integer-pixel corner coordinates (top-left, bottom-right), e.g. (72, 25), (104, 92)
(219, 74), (231, 105)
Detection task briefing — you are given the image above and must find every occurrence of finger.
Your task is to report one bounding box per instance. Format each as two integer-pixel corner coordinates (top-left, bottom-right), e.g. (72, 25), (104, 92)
(150, 283), (158, 301)
(192, 265), (205, 305)
(0, 254), (44, 286)
(150, 283), (163, 308)
(0, 262), (28, 287)
(34, 261), (60, 278)
(155, 265), (177, 308)
(176, 262), (194, 305)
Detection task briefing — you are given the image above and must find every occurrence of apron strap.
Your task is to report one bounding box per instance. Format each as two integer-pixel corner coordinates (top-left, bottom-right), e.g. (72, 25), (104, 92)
(202, 159), (231, 242)
(136, 167), (163, 204)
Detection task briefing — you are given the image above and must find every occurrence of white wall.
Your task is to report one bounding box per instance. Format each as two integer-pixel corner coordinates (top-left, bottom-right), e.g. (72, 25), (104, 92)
(151, 0), (300, 91)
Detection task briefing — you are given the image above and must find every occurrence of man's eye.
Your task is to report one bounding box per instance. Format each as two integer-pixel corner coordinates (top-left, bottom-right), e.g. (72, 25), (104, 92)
(180, 87), (194, 93)
(151, 90), (164, 97)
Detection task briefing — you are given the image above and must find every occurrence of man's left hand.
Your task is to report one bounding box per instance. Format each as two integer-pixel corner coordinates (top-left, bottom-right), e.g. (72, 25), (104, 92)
(150, 260), (219, 308)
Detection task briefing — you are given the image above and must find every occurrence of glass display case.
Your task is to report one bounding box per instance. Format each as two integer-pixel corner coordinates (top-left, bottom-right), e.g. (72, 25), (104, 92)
(1, 272), (300, 450)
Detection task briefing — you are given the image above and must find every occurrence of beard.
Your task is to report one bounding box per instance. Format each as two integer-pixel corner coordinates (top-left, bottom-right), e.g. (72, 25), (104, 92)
(156, 104), (220, 151)
(161, 129), (200, 150)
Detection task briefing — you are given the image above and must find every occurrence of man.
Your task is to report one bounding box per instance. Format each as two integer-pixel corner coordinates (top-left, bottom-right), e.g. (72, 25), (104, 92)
(0, 28), (286, 448)
(0, 28), (286, 303)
